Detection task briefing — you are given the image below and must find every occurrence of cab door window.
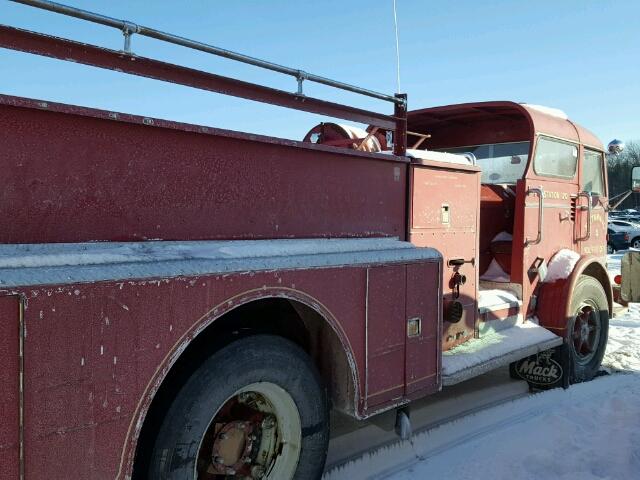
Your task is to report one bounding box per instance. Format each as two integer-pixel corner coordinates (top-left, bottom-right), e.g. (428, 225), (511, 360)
(582, 149), (605, 196)
(533, 136), (578, 179)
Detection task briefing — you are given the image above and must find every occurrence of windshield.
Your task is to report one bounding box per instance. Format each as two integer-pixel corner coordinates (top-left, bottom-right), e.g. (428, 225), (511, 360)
(439, 141), (530, 184)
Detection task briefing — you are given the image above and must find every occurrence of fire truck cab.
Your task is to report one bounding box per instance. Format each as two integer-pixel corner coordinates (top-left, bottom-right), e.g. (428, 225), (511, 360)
(307, 101), (611, 389)
(405, 101), (610, 354)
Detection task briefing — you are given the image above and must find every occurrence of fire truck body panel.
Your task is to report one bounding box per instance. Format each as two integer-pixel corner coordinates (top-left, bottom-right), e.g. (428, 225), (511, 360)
(0, 296), (20, 480)
(408, 160), (481, 350)
(0, 95), (408, 244)
(0, 239), (441, 478)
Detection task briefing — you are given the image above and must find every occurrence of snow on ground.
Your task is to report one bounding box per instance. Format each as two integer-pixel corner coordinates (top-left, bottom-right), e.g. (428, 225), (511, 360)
(606, 303), (640, 372)
(326, 255), (640, 480)
(379, 375), (640, 480)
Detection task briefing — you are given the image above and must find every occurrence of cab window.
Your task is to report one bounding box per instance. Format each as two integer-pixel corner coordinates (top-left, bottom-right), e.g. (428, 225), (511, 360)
(439, 141), (530, 184)
(582, 149), (605, 196)
(533, 136), (578, 179)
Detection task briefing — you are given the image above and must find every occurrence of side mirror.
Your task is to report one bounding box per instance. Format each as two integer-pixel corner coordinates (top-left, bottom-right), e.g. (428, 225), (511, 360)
(621, 251), (640, 302)
(632, 166), (640, 193)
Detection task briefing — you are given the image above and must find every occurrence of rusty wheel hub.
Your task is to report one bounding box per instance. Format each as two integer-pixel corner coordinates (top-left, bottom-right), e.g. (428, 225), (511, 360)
(198, 384), (299, 479)
(210, 420), (258, 476)
(572, 303), (600, 364)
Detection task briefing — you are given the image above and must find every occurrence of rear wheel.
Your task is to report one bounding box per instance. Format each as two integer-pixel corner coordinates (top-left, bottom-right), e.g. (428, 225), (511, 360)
(149, 335), (329, 479)
(567, 276), (609, 383)
(607, 243), (614, 254)
(632, 237), (640, 249)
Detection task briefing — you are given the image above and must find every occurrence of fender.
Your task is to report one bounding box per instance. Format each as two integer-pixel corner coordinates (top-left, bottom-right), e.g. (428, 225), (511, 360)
(117, 286), (360, 480)
(537, 255), (612, 335)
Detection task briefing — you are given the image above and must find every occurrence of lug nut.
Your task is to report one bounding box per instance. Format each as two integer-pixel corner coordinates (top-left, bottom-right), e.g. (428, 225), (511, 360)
(213, 456), (225, 465)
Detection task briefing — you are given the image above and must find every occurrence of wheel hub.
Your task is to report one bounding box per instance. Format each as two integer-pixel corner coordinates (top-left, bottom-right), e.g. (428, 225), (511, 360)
(210, 420), (258, 475)
(572, 304), (600, 363)
(200, 387), (292, 479)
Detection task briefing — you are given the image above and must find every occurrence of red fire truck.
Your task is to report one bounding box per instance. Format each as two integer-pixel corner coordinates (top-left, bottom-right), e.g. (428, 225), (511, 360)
(0, 2), (613, 479)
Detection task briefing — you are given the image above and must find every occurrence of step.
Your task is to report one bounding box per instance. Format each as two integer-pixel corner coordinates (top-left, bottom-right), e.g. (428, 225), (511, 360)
(477, 288), (523, 336)
(441, 321), (563, 386)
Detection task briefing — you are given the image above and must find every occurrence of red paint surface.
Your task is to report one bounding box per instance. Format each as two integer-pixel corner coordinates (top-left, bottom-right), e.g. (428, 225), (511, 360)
(365, 266), (407, 409)
(405, 263), (440, 396)
(409, 161), (481, 350)
(0, 296), (20, 480)
(0, 95), (406, 244)
(8, 257), (440, 478)
(0, 25), (398, 131)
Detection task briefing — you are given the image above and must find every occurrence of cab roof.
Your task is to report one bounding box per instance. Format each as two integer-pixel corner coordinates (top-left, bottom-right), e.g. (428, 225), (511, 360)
(408, 101), (603, 151)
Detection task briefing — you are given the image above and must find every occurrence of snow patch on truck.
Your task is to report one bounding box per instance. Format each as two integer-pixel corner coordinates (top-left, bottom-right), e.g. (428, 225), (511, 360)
(480, 259), (509, 282)
(0, 238), (441, 288)
(543, 249), (580, 283)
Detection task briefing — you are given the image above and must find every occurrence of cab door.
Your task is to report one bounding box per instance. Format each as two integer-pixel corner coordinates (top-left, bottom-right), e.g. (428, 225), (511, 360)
(577, 148), (608, 258)
(512, 136), (580, 314)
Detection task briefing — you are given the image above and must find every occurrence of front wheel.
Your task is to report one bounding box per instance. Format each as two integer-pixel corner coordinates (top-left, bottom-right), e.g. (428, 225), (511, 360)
(149, 335), (329, 479)
(567, 275), (609, 383)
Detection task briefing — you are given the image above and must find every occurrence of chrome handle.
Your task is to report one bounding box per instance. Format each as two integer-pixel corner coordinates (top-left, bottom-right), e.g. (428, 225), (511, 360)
(577, 191), (592, 241)
(525, 187), (544, 247)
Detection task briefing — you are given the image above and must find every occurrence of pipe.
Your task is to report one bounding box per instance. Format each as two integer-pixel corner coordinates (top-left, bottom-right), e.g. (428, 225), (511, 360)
(9, 0), (404, 106)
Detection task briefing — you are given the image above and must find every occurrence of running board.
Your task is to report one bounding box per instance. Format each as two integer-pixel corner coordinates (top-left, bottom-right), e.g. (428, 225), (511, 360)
(441, 322), (563, 386)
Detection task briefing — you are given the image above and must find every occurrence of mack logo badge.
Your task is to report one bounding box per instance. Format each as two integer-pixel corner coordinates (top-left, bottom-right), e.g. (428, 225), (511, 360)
(515, 350), (563, 386)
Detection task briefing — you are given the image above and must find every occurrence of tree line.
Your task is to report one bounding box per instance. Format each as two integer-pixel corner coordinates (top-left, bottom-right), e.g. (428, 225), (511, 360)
(607, 141), (640, 210)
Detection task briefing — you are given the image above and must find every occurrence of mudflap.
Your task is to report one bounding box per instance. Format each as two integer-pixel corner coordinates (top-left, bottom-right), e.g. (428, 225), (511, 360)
(509, 344), (571, 391)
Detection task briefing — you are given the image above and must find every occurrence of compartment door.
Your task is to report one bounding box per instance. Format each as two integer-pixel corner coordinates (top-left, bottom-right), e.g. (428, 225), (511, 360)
(365, 265), (406, 410)
(0, 295), (21, 480)
(405, 263), (441, 396)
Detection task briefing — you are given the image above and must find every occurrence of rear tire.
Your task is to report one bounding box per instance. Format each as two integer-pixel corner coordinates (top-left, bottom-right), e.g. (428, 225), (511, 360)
(632, 237), (640, 249)
(148, 335), (329, 479)
(566, 276), (609, 383)
(607, 243), (614, 254)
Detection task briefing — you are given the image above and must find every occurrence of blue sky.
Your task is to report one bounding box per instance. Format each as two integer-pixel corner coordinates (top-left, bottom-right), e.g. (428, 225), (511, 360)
(1, 0), (638, 144)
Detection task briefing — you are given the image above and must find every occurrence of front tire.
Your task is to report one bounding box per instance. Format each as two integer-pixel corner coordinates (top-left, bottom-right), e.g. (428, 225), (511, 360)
(566, 276), (609, 383)
(149, 335), (329, 479)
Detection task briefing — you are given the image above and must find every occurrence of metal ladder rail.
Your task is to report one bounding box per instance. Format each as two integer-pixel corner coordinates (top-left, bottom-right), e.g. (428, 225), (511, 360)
(6, 0), (408, 154)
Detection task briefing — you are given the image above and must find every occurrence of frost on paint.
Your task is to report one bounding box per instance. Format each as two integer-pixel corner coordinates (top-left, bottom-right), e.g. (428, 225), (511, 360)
(543, 249), (580, 283)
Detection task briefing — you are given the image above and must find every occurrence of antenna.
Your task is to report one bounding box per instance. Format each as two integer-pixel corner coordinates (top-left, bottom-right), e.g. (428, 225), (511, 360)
(393, 0), (401, 94)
